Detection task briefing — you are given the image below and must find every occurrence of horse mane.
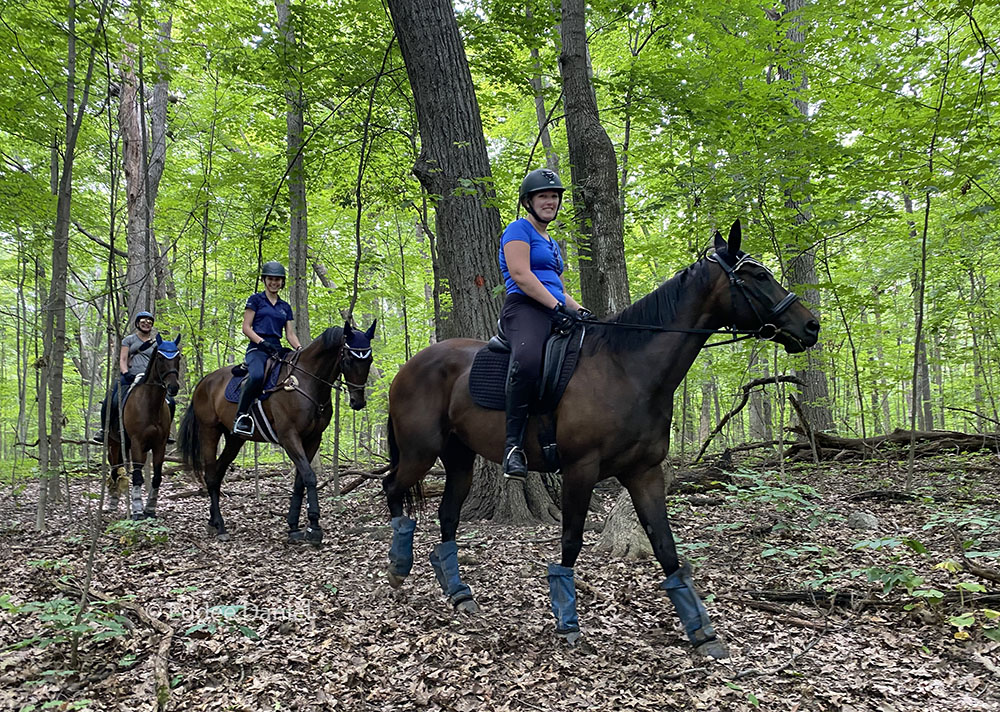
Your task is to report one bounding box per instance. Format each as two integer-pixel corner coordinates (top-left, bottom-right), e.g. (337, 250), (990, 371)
(583, 258), (712, 355)
(319, 325), (345, 352)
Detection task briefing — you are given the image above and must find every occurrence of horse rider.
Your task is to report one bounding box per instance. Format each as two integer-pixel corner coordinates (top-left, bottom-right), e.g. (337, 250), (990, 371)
(92, 310), (158, 444)
(498, 168), (593, 481)
(233, 260), (302, 437)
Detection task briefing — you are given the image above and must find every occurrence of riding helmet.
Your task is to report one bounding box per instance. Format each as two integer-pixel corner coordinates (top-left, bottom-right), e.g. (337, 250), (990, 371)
(261, 261), (286, 278)
(519, 169), (565, 202)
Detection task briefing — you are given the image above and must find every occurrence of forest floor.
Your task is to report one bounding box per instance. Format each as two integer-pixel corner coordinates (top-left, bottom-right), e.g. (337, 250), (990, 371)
(1, 452), (999, 712)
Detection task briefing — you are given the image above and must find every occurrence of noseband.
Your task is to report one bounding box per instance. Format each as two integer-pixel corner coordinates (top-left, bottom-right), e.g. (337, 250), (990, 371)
(707, 253), (799, 342)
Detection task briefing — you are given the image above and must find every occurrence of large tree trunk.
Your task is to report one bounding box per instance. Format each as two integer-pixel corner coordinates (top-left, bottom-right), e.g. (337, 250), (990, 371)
(275, 0), (311, 343)
(388, 0), (550, 524)
(119, 17), (172, 320)
(386, 0), (502, 341)
(559, 0), (630, 317)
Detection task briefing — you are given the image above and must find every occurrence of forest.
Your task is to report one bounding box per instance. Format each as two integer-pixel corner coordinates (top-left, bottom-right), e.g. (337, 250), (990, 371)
(1, 0), (998, 710)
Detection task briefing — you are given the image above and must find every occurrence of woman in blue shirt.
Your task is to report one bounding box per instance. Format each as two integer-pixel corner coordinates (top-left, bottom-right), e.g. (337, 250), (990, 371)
(499, 169), (591, 480)
(233, 261), (303, 437)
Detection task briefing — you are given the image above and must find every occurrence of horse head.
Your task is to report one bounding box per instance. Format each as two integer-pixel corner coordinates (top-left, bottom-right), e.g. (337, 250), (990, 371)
(153, 333), (182, 397)
(708, 220), (820, 353)
(342, 321), (376, 410)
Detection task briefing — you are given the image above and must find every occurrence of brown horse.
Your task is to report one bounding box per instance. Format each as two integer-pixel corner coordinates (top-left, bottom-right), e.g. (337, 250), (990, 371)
(382, 221), (819, 659)
(178, 323), (376, 544)
(107, 334), (182, 520)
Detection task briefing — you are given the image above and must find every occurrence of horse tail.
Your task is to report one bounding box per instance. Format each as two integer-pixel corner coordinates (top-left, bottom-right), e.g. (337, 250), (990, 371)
(384, 415), (423, 515)
(178, 403), (202, 475)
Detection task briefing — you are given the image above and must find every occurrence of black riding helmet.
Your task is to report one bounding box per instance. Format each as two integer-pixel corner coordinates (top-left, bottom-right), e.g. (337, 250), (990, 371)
(134, 310), (154, 328)
(261, 261), (286, 278)
(519, 169), (565, 224)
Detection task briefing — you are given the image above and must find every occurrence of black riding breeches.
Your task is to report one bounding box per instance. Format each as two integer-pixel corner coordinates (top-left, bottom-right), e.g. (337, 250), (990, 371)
(500, 293), (554, 387)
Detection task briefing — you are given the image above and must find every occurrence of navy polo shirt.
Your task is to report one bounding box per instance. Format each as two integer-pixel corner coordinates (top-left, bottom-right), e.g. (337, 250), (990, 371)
(245, 292), (294, 338)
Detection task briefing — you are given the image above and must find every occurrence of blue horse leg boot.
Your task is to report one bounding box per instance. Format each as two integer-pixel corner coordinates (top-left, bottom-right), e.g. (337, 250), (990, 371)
(660, 561), (729, 659)
(547, 563), (581, 645)
(429, 541), (475, 609)
(387, 516), (416, 588)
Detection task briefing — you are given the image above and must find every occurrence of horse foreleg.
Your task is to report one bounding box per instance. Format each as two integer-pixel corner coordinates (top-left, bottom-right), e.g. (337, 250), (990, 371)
(546, 461), (598, 645)
(286, 436), (320, 539)
(129, 449), (147, 521)
(623, 465), (728, 659)
(105, 440), (123, 513)
(144, 441), (167, 518)
(282, 433), (322, 546)
(382, 448), (437, 590)
(428, 439), (478, 612)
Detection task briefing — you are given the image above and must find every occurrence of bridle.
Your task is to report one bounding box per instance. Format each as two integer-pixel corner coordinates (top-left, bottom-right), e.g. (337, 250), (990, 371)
(269, 341), (372, 407)
(145, 349), (180, 389)
(582, 252), (801, 348)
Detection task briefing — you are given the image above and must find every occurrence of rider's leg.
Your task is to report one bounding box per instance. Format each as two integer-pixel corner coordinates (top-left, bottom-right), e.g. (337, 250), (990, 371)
(233, 348), (267, 436)
(499, 294), (550, 481)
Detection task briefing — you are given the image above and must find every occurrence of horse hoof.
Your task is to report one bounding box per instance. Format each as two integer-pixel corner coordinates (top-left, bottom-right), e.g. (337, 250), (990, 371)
(305, 527), (323, 546)
(143, 511), (157, 519)
(287, 529), (307, 545)
(386, 569), (407, 589)
(695, 638), (730, 660)
(454, 598), (480, 615)
(216, 532), (230, 542)
(131, 513), (145, 522)
(556, 629), (582, 647)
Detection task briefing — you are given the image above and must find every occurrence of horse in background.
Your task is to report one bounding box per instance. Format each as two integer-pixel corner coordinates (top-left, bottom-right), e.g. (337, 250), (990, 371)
(179, 322), (376, 544)
(381, 221), (819, 659)
(107, 333), (182, 520)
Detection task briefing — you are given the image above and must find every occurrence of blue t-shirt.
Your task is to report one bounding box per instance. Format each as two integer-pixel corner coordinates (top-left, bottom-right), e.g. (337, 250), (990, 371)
(245, 292), (294, 339)
(499, 218), (565, 304)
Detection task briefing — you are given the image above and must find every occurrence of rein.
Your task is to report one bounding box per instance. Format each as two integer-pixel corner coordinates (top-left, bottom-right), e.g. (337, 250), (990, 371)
(268, 344), (371, 407)
(581, 253), (800, 349)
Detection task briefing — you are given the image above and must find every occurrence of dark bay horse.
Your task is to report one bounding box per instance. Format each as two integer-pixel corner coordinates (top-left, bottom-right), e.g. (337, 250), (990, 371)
(178, 322), (376, 544)
(382, 221), (819, 658)
(107, 334), (182, 520)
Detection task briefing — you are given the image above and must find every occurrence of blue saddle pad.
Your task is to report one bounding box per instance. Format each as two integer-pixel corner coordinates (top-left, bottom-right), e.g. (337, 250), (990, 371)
(224, 357), (286, 404)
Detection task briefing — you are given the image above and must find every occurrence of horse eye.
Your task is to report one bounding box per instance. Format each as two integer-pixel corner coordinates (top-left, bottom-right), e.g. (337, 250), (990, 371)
(754, 271), (769, 282)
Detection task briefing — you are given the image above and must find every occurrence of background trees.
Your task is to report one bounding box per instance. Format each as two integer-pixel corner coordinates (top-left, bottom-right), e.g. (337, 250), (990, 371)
(0, 0), (997, 524)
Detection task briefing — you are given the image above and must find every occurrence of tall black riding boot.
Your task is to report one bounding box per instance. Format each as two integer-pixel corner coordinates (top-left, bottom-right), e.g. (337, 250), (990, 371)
(503, 371), (533, 481)
(232, 383), (257, 437)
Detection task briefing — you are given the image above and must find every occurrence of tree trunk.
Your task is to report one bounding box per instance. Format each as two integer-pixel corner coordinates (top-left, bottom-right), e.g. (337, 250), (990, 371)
(38, 0), (108, 528)
(774, 0), (833, 434)
(388, 0), (547, 523)
(903, 192), (934, 430)
(559, 0), (630, 317)
(385, 0), (502, 341)
(275, 0), (311, 343)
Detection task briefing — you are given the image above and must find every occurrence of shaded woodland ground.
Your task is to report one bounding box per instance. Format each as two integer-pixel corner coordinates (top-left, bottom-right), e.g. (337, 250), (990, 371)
(2, 452), (999, 712)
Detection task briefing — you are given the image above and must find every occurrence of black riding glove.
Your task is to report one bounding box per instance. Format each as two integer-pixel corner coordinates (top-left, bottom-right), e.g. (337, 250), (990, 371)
(551, 303), (578, 332)
(577, 307), (596, 321)
(256, 340), (279, 357)
(120, 372), (135, 387)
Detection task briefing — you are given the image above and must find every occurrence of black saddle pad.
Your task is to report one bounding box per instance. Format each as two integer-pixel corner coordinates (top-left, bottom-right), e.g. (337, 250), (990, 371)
(468, 329), (584, 412)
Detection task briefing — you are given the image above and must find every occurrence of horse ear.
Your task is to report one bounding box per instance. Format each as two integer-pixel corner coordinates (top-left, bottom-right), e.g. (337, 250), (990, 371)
(174, 333), (181, 347)
(156, 333), (163, 344)
(727, 219), (742, 254)
(343, 320), (353, 336)
(713, 229), (726, 253)
(365, 320), (376, 340)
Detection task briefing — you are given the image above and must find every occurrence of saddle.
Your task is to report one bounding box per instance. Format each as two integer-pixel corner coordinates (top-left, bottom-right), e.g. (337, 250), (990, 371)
(224, 349), (296, 443)
(468, 324), (585, 471)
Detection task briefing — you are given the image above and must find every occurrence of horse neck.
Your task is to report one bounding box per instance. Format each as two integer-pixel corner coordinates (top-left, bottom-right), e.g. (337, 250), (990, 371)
(296, 336), (342, 391)
(605, 267), (724, 401)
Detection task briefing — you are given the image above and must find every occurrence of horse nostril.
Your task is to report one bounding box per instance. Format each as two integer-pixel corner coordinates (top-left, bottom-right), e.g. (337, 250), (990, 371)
(806, 319), (820, 335)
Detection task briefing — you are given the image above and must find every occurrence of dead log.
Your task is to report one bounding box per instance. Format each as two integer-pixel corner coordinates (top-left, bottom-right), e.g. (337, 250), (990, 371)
(783, 427), (1000, 461)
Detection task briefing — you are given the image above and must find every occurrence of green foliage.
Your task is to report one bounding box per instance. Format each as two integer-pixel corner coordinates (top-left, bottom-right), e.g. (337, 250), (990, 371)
(1, 594), (131, 652)
(104, 519), (170, 555)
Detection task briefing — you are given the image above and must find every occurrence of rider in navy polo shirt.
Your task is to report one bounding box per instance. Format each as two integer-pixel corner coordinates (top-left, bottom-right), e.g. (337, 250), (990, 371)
(233, 261), (303, 437)
(498, 169), (592, 481)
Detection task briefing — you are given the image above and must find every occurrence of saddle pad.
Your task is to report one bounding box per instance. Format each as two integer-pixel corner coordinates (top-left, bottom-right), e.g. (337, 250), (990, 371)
(468, 332), (583, 413)
(224, 360), (285, 403)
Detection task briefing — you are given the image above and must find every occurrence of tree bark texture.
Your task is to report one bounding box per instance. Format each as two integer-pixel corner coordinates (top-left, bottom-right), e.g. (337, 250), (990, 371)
(559, 0), (630, 317)
(775, 0), (833, 433)
(385, 0), (502, 342)
(275, 0), (311, 343)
